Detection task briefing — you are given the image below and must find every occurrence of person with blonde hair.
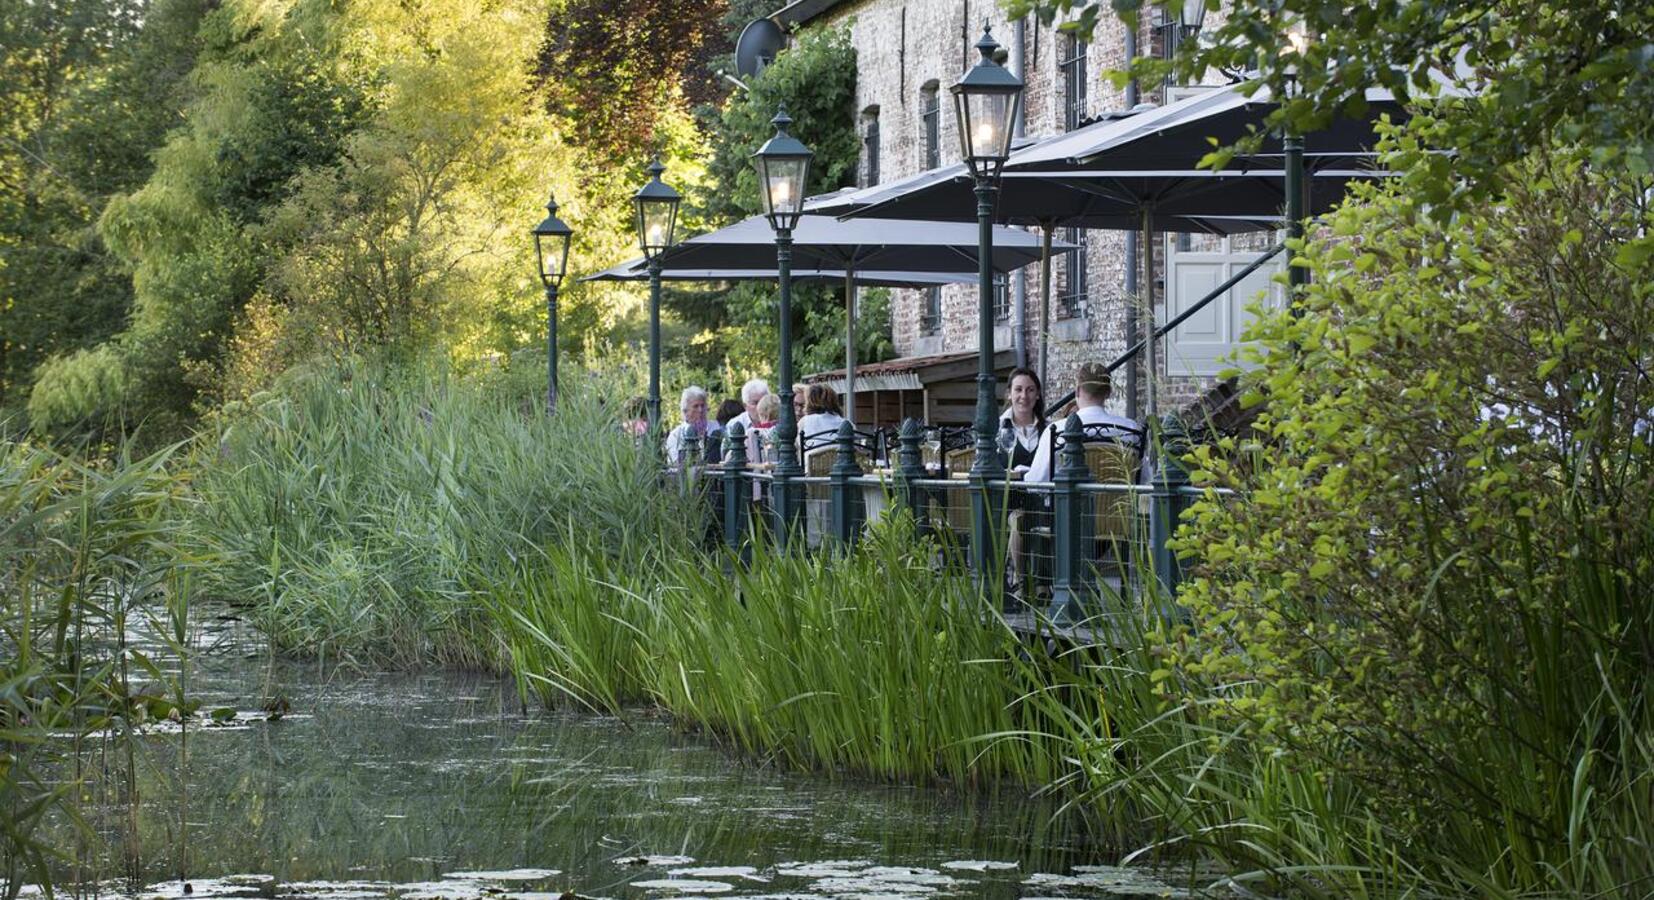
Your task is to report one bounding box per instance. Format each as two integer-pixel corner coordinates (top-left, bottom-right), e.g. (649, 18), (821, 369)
(1024, 363), (1140, 483)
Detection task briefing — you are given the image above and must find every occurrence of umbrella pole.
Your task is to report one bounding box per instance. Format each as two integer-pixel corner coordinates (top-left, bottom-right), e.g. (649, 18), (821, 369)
(1141, 207), (1158, 453)
(1038, 224), (1053, 393)
(844, 270), (856, 424)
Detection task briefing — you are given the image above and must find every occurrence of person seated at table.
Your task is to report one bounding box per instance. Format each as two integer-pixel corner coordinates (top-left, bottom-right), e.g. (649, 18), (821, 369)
(664, 386), (720, 465)
(797, 383), (847, 449)
(729, 378), (770, 431)
(620, 396), (649, 437)
(746, 393), (782, 461)
(998, 367), (1046, 471)
(1024, 363), (1140, 483)
(715, 398), (744, 429)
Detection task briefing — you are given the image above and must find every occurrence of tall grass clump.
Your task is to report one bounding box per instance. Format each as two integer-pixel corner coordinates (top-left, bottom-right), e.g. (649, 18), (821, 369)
(1085, 139), (1654, 895)
(2, 439), (195, 897)
(493, 512), (1100, 786)
(185, 356), (697, 667)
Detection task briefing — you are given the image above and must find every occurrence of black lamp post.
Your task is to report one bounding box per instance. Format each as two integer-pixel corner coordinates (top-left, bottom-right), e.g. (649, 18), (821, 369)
(531, 192), (573, 414)
(632, 158), (681, 437)
(1282, 23), (1311, 304)
(752, 106), (813, 546)
(952, 24), (1023, 596)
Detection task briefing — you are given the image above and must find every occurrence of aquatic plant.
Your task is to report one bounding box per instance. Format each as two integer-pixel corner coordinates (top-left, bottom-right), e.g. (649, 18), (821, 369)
(185, 356), (698, 668)
(1, 441), (197, 897)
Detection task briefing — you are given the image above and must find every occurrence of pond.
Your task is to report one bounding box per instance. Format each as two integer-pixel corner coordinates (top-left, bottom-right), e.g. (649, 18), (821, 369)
(27, 612), (1208, 900)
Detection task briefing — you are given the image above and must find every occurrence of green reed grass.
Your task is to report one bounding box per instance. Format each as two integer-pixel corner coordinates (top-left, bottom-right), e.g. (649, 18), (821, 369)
(185, 358), (694, 668)
(2, 439), (197, 898)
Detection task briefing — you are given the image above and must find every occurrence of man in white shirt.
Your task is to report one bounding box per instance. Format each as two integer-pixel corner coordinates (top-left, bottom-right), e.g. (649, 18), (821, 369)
(727, 378), (770, 433)
(1023, 363), (1140, 483)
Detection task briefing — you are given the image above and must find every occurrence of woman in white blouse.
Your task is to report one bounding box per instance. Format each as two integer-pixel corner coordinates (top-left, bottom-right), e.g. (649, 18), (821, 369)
(999, 367), (1046, 471)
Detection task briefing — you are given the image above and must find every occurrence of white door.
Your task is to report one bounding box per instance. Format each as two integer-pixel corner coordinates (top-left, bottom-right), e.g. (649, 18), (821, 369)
(1163, 230), (1284, 378)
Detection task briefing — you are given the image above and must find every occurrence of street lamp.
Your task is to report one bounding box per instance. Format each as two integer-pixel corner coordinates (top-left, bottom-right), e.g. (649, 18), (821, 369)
(752, 106), (813, 546)
(531, 191), (573, 414)
(1282, 21), (1312, 303)
(952, 24), (1023, 597)
(1163, 0), (1207, 56)
(632, 157), (681, 437)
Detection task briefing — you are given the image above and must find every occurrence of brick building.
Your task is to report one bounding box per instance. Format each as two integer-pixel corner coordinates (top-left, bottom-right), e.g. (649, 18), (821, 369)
(772, 0), (1284, 422)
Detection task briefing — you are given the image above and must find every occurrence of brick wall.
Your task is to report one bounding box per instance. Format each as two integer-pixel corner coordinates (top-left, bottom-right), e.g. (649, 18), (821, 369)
(796, 0), (1233, 419)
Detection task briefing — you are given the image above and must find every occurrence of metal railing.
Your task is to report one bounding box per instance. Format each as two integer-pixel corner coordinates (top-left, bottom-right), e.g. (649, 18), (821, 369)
(674, 416), (1230, 626)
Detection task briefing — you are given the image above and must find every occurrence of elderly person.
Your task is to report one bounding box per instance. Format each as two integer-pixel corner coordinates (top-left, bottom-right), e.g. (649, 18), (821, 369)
(1024, 363), (1140, 483)
(664, 386), (721, 465)
(797, 383), (847, 448)
(728, 378), (770, 432)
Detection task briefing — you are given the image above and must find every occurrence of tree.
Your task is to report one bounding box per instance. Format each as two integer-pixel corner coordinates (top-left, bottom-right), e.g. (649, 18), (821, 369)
(669, 24), (868, 388)
(0, 0), (206, 412)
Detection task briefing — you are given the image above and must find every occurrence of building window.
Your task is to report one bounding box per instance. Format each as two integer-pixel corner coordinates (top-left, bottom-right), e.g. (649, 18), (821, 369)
(992, 273), (1010, 321)
(921, 286), (942, 335)
(1059, 35), (1087, 132)
(862, 106), (880, 187)
(920, 82), (941, 169)
(1059, 227), (1088, 318)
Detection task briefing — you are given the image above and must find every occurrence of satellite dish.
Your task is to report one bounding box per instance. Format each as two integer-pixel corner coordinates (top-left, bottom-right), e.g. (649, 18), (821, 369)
(734, 18), (784, 79)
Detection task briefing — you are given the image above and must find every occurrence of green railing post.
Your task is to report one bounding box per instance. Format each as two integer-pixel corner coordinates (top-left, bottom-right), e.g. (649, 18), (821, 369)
(828, 421), (863, 548)
(1046, 414), (1095, 625)
(722, 423), (750, 562)
(1149, 416), (1192, 599)
(894, 418), (926, 530)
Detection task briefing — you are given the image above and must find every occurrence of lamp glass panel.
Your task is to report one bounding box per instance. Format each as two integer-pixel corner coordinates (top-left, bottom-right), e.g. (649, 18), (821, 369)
(635, 197), (678, 256)
(957, 91), (1015, 163)
(765, 157), (808, 217)
(536, 232), (570, 281)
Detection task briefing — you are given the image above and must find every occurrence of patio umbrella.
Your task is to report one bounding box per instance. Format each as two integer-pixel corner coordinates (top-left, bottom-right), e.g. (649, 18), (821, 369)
(837, 85), (1397, 423)
(645, 213), (1070, 422)
(1009, 83), (1405, 172)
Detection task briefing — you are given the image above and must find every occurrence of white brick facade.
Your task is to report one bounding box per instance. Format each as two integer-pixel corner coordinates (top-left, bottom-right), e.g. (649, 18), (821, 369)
(777, 0), (1237, 416)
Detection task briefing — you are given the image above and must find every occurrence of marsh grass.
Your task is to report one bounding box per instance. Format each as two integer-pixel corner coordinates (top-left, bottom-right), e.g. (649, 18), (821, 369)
(2, 440), (196, 898)
(185, 358), (695, 668)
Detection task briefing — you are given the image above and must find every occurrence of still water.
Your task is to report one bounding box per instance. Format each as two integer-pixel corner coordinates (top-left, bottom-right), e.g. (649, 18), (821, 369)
(37, 613), (1205, 899)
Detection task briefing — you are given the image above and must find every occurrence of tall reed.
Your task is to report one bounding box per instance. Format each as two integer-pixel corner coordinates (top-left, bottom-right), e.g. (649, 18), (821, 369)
(1, 440), (195, 898)
(185, 357), (692, 668)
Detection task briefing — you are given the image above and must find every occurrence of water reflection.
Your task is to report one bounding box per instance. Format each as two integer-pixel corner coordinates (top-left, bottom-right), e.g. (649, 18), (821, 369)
(41, 615), (1204, 898)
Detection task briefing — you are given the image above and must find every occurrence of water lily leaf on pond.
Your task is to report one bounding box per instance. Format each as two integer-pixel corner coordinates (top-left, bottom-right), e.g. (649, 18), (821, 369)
(939, 860), (1017, 872)
(614, 856), (695, 868)
(1024, 869), (1190, 897)
(666, 868), (766, 883)
(211, 706), (239, 723)
(628, 879), (733, 894)
(137, 876), (277, 899)
(397, 880), (504, 899)
(442, 871), (562, 882)
(771, 861), (872, 879)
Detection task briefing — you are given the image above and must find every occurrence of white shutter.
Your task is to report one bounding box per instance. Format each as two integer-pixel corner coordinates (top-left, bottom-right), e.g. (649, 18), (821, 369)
(1163, 232), (1284, 377)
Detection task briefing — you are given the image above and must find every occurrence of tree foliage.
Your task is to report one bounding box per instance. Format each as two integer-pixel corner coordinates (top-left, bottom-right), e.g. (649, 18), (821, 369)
(671, 24), (868, 389)
(0, 0), (207, 413)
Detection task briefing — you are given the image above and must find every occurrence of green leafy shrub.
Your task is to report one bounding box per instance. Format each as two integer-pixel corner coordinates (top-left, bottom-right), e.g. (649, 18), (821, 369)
(1167, 141), (1654, 893)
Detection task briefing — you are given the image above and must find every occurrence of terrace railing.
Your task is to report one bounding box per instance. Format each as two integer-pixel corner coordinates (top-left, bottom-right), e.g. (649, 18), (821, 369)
(680, 416), (1225, 628)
